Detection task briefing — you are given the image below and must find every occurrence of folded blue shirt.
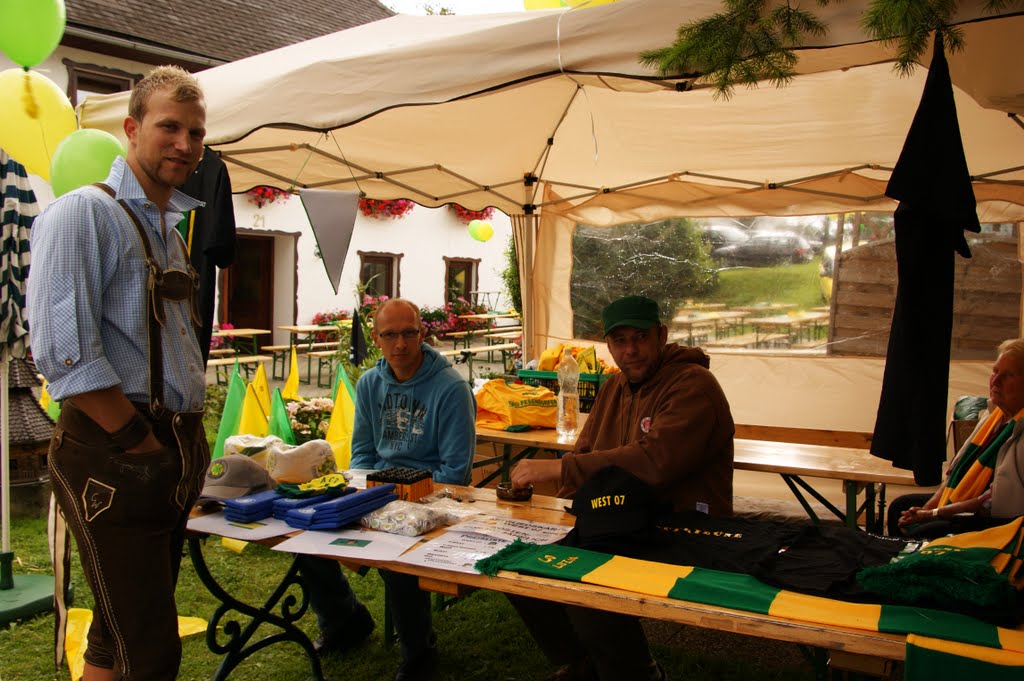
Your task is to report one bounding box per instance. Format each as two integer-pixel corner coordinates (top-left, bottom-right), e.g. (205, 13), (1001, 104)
(221, 489), (283, 521)
(284, 488), (398, 530)
(290, 495), (398, 530)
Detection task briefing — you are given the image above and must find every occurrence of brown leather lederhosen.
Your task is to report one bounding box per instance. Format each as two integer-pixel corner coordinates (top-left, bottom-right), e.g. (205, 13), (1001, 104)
(49, 184), (210, 679)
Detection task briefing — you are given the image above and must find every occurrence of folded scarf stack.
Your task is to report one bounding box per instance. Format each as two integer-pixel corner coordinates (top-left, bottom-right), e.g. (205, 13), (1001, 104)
(272, 489), (356, 520)
(283, 483), (399, 530)
(223, 489), (283, 522)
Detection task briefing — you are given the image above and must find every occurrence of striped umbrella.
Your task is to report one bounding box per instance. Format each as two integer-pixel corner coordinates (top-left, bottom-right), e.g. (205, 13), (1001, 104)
(1, 148), (37, 569)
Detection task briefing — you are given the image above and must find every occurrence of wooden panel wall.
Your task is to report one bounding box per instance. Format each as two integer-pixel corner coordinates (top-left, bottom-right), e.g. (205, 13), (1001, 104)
(830, 236), (1020, 359)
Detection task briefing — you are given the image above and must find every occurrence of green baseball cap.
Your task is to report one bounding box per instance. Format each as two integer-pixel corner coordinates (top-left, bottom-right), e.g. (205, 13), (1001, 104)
(602, 296), (661, 336)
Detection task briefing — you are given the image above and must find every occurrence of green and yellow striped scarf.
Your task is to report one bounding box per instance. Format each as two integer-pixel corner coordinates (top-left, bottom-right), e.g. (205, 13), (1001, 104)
(940, 406), (1024, 507)
(856, 516), (1024, 625)
(476, 518), (1024, 655)
(906, 634), (1024, 680)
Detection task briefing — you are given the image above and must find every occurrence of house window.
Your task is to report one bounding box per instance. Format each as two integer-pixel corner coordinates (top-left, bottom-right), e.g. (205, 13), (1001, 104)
(63, 59), (141, 107)
(359, 251), (402, 299)
(444, 257), (479, 303)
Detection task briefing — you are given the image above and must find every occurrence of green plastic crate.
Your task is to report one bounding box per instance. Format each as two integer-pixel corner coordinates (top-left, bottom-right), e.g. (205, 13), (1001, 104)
(516, 369), (612, 413)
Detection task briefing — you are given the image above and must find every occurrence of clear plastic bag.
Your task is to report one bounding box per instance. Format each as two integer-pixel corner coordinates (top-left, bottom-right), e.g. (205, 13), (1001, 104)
(424, 498), (486, 525)
(360, 500), (446, 537)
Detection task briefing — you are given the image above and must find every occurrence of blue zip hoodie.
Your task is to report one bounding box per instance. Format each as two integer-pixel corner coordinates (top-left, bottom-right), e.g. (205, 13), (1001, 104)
(350, 343), (476, 485)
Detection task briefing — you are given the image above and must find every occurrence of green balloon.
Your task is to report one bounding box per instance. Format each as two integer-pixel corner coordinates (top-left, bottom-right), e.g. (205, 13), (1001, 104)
(0, 0), (66, 68)
(50, 129), (125, 198)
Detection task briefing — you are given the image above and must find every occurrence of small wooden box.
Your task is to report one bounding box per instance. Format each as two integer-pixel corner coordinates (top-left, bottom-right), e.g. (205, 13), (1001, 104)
(366, 467), (434, 502)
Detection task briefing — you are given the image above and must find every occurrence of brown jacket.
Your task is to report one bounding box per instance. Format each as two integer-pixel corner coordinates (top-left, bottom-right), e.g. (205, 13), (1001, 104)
(559, 344), (735, 516)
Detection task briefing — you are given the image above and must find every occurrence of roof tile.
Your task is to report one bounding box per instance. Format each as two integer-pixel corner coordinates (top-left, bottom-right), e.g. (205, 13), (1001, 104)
(65, 0), (395, 63)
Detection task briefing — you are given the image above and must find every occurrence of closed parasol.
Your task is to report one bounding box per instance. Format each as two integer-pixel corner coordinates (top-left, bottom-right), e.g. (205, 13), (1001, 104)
(0, 148), (51, 623)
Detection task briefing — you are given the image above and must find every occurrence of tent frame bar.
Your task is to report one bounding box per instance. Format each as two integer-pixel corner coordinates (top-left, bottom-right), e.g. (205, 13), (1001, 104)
(217, 146), (1024, 213)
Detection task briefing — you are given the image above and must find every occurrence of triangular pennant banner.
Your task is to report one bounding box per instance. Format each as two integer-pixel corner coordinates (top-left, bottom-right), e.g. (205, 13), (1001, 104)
(299, 189), (360, 294)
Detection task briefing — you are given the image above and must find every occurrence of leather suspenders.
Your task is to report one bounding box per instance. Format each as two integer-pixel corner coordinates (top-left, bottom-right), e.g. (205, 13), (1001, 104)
(92, 183), (202, 413)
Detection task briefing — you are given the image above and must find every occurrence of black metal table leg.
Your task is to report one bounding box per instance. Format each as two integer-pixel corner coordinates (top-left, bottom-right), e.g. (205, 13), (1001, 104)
(187, 535), (324, 681)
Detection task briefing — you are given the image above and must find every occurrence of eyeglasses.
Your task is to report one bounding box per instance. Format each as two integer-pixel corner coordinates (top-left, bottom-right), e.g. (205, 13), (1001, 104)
(377, 328), (421, 342)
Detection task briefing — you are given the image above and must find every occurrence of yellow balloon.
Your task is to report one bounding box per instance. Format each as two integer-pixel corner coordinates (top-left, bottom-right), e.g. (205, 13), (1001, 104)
(468, 220), (495, 242)
(0, 68), (77, 180)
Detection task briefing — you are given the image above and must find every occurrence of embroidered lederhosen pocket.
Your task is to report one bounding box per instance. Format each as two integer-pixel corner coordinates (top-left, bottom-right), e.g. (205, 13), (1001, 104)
(81, 478), (116, 522)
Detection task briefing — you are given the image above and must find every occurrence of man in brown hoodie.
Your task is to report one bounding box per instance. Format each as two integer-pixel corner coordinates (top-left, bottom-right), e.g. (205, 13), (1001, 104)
(510, 295), (735, 681)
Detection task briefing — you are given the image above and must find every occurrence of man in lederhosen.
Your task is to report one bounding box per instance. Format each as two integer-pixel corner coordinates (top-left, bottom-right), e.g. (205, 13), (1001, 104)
(29, 66), (210, 681)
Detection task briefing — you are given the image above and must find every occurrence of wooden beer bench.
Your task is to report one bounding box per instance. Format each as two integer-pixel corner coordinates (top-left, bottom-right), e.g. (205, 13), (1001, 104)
(207, 355), (272, 385)
(439, 342), (520, 380)
(474, 418), (906, 531)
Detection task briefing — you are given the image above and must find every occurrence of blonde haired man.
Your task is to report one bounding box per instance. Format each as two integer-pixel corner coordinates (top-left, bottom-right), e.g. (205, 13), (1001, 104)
(30, 65), (209, 680)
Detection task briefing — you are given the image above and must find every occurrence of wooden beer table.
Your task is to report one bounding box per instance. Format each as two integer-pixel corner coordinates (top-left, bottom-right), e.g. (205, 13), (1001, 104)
(474, 415), (916, 530)
(186, 486), (907, 679)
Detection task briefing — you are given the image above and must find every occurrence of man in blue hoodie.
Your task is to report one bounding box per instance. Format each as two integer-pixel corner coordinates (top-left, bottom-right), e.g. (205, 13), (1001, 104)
(305, 297), (476, 681)
(350, 298), (476, 485)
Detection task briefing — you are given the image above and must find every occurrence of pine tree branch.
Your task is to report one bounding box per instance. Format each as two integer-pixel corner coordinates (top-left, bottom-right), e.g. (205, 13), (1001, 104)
(640, 0), (1021, 97)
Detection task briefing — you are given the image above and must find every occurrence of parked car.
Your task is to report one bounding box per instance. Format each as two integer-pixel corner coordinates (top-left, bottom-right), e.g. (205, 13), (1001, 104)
(700, 224), (750, 252)
(714, 231), (813, 266)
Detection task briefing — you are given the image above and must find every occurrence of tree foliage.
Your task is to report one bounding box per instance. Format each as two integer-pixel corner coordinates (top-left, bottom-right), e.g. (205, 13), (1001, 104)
(570, 219), (717, 340)
(501, 234), (523, 316)
(639, 0), (1020, 99)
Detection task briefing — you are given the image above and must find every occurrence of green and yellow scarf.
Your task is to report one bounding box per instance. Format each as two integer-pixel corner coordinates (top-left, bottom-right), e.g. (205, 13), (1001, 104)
(906, 634), (1024, 680)
(940, 406), (1024, 507)
(476, 518), (1024, 656)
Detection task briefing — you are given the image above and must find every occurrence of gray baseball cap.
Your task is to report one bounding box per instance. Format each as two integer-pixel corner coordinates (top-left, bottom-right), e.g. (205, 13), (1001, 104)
(200, 454), (276, 500)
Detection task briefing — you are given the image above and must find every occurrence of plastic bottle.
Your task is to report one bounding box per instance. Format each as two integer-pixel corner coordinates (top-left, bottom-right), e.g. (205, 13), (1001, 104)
(556, 346), (580, 442)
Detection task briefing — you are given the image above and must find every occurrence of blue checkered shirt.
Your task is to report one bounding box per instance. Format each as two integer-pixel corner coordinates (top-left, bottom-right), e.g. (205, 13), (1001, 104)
(28, 157), (207, 412)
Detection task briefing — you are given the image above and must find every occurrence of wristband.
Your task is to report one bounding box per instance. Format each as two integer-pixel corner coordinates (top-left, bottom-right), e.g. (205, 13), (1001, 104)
(108, 411), (153, 450)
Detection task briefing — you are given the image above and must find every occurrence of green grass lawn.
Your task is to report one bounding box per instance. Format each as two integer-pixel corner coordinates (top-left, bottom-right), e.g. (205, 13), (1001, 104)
(1, 513), (816, 681)
(711, 258), (826, 310)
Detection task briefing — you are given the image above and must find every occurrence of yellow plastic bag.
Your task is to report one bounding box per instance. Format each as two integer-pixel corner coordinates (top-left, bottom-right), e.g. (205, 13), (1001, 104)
(476, 379), (558, 431)
(576, 346), (599, 374)
(64, 608), (208, 681)
(537, 343), (564, 371)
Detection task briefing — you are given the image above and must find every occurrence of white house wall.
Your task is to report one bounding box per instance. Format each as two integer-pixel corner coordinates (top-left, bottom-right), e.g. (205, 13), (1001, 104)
(231, 195), (512, 345)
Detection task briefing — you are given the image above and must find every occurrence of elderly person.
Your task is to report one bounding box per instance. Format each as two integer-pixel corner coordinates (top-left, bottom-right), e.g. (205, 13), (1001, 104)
(888, 338), (1024, 538)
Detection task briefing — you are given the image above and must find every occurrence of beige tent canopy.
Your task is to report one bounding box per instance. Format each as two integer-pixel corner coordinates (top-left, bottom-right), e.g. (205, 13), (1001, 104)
(79, 0), (1024, 432)
(79, 0), (1024, 213)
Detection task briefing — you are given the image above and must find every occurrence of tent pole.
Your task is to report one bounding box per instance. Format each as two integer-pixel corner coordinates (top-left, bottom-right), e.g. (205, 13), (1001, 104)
(2, 358), (9, 554)
(1, 357), (12, 590)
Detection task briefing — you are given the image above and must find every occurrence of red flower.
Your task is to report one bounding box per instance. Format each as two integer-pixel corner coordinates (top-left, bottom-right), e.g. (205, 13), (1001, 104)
(246, 186), (291, 208)
(448, 203), (495, 223)
(310, 310), (350, 342)
(359, 198), (415, 220)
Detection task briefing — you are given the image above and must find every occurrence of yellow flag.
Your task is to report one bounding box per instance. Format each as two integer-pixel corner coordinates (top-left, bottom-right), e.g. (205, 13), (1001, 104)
(252, 362), (271, 416)
(325, 382), (356, 469)
(282, 346), (300, 401)
(237, 383), (269, 436)
(221, 537), (249, 554)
